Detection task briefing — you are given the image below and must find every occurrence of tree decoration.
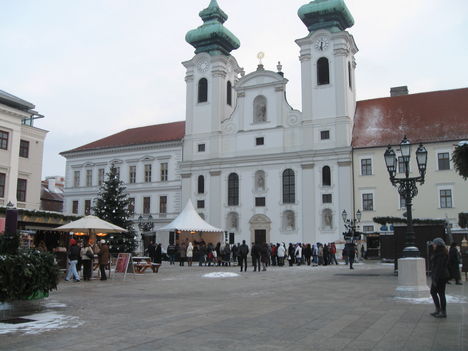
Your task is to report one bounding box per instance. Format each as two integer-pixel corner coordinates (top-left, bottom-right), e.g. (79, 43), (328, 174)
(452, 141), (468, 180)
(92, 164), (136, 253)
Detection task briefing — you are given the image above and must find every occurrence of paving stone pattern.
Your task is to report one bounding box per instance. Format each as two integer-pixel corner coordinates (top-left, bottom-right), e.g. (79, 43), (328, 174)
(0, 262), (466, 351)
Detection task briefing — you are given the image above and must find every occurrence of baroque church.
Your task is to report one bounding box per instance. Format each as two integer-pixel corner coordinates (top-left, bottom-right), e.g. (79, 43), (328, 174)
(63, 0), (468, 249)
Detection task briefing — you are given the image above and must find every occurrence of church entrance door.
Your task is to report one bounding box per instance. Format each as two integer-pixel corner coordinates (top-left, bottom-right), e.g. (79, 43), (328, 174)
(249, 214), (271, 244)
(254, 230), (266, 244)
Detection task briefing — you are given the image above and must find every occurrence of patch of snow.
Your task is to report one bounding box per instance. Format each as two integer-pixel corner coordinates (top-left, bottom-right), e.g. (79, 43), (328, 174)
(43, 302), (67, 309)
(202, 272), (240, 278)
(394, 295), (467, 305)
(0, 311), (83, 335)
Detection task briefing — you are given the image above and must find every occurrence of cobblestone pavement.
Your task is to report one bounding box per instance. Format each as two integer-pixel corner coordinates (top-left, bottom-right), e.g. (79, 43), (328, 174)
(1, 262), (467, 351)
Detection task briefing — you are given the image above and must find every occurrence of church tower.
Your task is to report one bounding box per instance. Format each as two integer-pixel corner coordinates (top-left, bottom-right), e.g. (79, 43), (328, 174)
(296, 0), (358, 148)
(183, 0), (242, 161)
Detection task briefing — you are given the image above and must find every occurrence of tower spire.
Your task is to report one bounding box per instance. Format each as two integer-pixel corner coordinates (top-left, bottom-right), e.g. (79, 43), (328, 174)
(185, 0), (240, 56)
(298, 0), (354, 33)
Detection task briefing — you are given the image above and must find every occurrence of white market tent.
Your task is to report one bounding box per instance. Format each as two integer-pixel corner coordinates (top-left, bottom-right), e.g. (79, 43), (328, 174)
(159, 200), (224, 243)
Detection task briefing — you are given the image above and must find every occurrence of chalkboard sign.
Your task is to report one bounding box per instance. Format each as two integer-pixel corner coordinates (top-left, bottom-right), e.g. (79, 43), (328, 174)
(115, 253), (133, 279)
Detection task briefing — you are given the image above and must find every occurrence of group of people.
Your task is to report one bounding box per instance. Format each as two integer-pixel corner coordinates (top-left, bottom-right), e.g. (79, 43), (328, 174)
(65, 238), (110, 282)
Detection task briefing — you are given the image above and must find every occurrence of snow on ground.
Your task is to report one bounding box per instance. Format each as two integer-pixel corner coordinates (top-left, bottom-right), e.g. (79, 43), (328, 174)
(0, 311), (83, 335)
(203, 272), (240, 278)
(394, 295), (467, 305)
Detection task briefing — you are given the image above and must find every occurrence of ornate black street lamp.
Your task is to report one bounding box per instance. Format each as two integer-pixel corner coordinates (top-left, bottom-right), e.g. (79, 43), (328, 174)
(342, 209), (362, 242)
(138, 214), (154, 234)
(384, 136), (427, 257)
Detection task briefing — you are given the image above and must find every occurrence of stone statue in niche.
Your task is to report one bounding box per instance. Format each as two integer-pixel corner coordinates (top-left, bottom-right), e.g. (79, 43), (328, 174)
(256, 173), (265, 191)
(254, 96), (267, 123)
(323, 209), (333, 228)
(285, 211), (295, 231)
(230, 214), (238, 229)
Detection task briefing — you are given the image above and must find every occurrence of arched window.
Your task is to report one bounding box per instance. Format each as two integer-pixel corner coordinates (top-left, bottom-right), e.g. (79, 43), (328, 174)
(253, 95), (267, 123)
(228, 173), (239, 206)
(282, 169), (295, 204)
(227, 81), (232, 106)
(198, 78), (208, 103)
(348, 61), (352, 89)
(317, 57), (330, 85)
(322, 166), (331, 186)
(197, 175), (204, 194)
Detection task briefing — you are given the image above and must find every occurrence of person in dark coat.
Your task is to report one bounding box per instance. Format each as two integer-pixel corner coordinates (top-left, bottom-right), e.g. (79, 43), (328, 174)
(251, 242), (261, 272)
(148, 241), (157, 263)
(448, 242), (462, 285)
(288, 243), (295, 266)
(345, 242), (356, 269)
(238, 240), (249, 272)
(232, 243), (239, 264)
(304, 244), (312, 266)
(430, 237), (449, 318)
(98, 240), (110, 281)
(260, 243), (269, 271)
(154, 243), (162, 264)
(65, 238), (81, 281)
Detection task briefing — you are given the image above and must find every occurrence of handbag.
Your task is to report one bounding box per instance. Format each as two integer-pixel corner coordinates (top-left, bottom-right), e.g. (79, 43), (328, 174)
(86, 250), (94, 259)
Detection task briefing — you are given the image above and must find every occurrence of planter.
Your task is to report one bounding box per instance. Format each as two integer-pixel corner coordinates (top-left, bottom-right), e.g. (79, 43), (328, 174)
(26, 291), (49, 300)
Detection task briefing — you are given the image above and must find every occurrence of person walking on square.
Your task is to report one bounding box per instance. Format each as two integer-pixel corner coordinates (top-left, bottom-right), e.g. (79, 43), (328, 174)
(345, 242), (356, 269)
(186, 242), (193, 267)
(448, 242), (462, 285)
(98, 239), (110, 281)
(295, 243), (302, 266)
(312, 244), (318, 266)
(148, 241), (157, 263)
(155, 243), (162, 264)
(251, 242), (261, 272)
(179, 242), (187, 266)
(277, 243), (285, 266)
(238, 240), (249, 272)
(80, 242), (94, 281)
(65, 238), (81, 282)
(232, 243), (239, 265)
(271, 243), (277, 266)
(430, 237), (449, 318)
(260, 243), (269, 271)
(167, 242), (176, 265)
(330, 243), (338, 265)
(288, 243), (295, 266)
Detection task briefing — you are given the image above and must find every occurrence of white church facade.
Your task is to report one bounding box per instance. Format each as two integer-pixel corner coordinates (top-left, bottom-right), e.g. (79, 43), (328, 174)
(61, 0), (468, 249)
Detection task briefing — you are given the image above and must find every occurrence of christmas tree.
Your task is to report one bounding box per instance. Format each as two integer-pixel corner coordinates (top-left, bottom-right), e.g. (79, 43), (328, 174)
(93, 163), (137, 253)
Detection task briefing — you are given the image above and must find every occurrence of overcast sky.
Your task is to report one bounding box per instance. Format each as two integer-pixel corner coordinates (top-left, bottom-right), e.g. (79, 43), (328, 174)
(1, 0), (468, 177)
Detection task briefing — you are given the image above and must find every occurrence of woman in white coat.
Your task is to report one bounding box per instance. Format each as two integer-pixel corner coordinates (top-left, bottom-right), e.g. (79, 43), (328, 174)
(186, 242), (194, 266)
(277, 243), (286, 266)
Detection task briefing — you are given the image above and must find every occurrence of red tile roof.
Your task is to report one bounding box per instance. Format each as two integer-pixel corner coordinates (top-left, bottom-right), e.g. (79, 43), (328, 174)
(352, 88), (468, 148)
(61, 121), (185, 154)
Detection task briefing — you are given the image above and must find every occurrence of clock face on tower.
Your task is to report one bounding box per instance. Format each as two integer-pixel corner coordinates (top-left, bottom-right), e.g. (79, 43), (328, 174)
(196, 59), (210, 73)
(314, 36), (329, 51)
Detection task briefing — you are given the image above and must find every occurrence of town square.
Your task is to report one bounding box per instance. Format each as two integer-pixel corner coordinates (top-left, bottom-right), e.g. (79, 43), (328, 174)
(1, 0), (468, 350)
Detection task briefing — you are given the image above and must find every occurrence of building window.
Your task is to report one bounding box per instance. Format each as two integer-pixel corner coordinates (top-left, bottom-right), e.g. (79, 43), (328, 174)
(320, 130), (330, 140)
(363, 225), (374, 233)
(72, 200), (79, 214)
(228, 173), (239, 206)
(282, 169), (295, 204)
(256, 137), (264, 146)
(198, 78), (208, 103)
(398, 156), (408, 174)
(438, 153), (450, 170)
(19, 140), (29, 158)
(348, 61), (352, 89)
(143, 197), (151, 214)
(317, 57), (330, 85)
(129, 166), (136, 184)
(362, 193), (374, 211)
(160, 163), (168, 181)
(227, 81), (232, 106)
(198, 144), (205, 152)
(144, 164), (152, 182)
(128, 197), (135, 215)
(361, 159), (372, 176)
(86, 170), (92, 187)
(322, 166), (331, 186)
(73, 171), (80, 187)
(198, 175), (204, 194)
(98, 168), (105, 186)
(84, 200), (91, 215)
(17, 178), (27, 202)
(197, 200), (205, 209)
(253, 95), (267, 123)
(440, 189), (452, 208)
(255, 197), (266, 207)
(0, 130), (9, 150)
(0, 173), (5, 197)
(322, 194), (332, 203)
(160, 196), (167, 214)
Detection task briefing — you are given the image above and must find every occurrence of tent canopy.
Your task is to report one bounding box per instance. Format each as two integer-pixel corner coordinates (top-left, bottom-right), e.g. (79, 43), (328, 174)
(159, 200), (223, 233)
(53, 215), (127, 233)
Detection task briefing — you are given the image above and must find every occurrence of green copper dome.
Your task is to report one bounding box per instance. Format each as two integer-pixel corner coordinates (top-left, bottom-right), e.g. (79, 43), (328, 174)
(298, 0), (354, 33)
(186, 0), (240, 56)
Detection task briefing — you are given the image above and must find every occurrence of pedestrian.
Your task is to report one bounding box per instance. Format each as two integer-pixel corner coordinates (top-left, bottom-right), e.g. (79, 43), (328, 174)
(329, 243), (338, 265)
(295, 243), (302, 266)
(186, 242), (194, 266)
(98, 239), (110, 281)
(312, 244), (318, 266)
(238, 240), (249, 272)
(199, 243), (207, 266)
(222, 243), (231, 266)
(318, 244), (324, 265)
(167, 242), (176, 265)
(148, 241), (157, 263)
(277, 243), (285, 266)
(323, 244), (329, 266)
(80, 241), (94, 281)
(251, 242), (261, 272)
(448, 242), (462, 285)
(65, 238), (81, 282)
(271, 244), (277, 266)
(288, 243), (295, 266)
(232, 243), (239, 265)
(179, 242), (187, 266)
(430, 237), (449, 318)
(261, 243), (269, 271)
(345, 242), (356, 269)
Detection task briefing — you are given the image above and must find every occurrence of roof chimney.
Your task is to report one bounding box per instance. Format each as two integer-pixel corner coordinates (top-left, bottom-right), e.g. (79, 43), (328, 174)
(390, 86), (409, 97)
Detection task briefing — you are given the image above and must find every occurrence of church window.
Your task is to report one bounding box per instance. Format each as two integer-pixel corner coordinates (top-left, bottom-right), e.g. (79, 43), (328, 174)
(228, 173), (239, 206)
(317, 57), (330, 85)
(282, 169), (295, 204)
(198, 175), (204, 194)
(198, 78), (208, 103)
(320, 130), (330, 140)
(198, 143), (205, 152)
(256, 137), (264, 146)
(348, 62), (352, 89)
(255, 197), (265, 207)
(322, 166), (331, 186)
(253, 95), (267, 123)
(197, 200), (205, 209)
(227, 81), (232, 106)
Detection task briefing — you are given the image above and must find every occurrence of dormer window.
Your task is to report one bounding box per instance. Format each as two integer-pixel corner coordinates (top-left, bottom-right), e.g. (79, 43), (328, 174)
(317, 57), (330, 85)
